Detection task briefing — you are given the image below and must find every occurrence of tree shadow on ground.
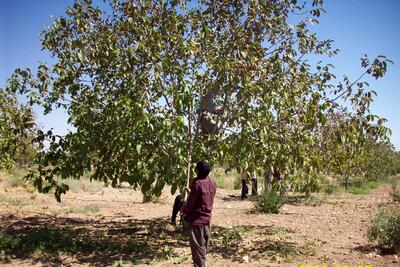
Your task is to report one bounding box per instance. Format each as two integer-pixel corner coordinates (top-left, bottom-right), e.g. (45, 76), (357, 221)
(220, 194), (245, 201)
(0, 213), (308, 266)
(285, 195), (309, 205)
(353, 244), (397, 256)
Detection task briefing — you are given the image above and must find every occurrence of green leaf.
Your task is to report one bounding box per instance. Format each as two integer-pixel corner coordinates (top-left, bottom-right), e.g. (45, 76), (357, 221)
(136, 144), (142, 154)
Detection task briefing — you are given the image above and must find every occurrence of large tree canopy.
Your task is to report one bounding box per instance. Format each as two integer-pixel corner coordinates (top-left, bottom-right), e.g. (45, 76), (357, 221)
(6, 0), (393, 201)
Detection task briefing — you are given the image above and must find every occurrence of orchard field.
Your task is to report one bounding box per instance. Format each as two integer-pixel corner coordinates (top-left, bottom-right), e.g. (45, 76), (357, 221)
(0, 170), (399, 266)
(1, 0), (400, 266)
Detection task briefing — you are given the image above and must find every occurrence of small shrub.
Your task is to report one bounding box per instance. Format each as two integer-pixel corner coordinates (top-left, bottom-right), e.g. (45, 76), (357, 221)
(368, 208), (400, 251)
(348, 187), (369, 195)
(9, 175), (24, 188)
(365, 180), (379, 189)
(352, 177), (365, 188)
(323, 186), (334, 195)
(324, 185), (345, 195)
(253, 190), (284, 214)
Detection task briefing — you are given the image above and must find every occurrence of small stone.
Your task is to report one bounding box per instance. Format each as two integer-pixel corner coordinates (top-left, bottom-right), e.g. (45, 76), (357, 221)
(242, 255), (249, 263)
(393, 255), (398, 263)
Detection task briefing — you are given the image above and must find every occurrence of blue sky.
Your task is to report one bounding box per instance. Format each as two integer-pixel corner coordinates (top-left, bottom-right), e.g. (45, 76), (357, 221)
(1, 0), (399, 149)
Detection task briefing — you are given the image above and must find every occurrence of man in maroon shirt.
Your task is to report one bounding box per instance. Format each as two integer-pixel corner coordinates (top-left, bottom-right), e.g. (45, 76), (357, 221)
(182, 161), (217, 267)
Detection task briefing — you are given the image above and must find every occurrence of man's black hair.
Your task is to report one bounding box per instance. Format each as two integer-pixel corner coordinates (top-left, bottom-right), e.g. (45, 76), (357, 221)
(196, 160), (211, 179)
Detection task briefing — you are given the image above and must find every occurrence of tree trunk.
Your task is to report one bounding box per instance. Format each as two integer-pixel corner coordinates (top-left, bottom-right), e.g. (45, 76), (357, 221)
(251, 172), (258, 196)
(264, 167), (272, 193)
(344, 176), (350, 190)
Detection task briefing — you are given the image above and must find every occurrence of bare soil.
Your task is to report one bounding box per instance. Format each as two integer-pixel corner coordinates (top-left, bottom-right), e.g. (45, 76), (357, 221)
(0, 173), (399, 267)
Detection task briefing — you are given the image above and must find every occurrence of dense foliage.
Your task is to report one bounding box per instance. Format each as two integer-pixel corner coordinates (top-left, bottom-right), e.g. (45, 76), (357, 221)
(4, 0), (395, 201)
(0, 90), (36, 170)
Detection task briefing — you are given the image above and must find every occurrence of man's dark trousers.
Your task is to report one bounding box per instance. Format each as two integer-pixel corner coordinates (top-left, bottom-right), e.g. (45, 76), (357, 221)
(187, 224), (210, 267)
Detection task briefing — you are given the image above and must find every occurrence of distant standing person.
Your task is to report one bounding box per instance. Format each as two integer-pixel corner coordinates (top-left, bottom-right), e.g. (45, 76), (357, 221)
(182, 161), (217, 267)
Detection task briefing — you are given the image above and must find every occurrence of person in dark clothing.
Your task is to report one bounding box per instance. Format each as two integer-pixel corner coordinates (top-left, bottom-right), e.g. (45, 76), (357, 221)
(171, 194), (184, 225)
(182, 161), (217, 267)
(241, 179), (248, 199)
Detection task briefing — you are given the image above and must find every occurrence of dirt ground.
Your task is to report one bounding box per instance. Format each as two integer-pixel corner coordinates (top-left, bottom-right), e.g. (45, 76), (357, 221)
(0, 173), (399, 267)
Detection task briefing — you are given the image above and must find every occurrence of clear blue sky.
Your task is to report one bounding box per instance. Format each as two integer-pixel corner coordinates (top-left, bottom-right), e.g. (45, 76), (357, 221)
(1, 0), (399, 149)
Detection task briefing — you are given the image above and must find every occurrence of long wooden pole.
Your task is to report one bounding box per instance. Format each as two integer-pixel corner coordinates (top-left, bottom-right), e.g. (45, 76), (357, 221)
(185, 98), (193, 201)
